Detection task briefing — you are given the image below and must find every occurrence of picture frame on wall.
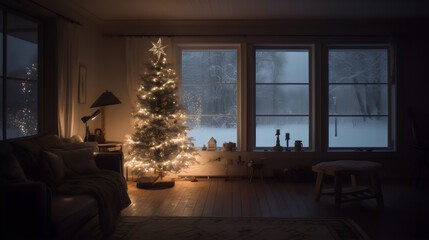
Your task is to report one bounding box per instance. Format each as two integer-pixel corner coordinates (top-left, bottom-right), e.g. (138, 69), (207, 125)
(78, 65), (87, 104)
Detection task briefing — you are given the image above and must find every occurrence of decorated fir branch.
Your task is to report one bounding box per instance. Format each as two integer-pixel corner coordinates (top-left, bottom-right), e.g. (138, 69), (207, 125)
(125, 38), (198, 180)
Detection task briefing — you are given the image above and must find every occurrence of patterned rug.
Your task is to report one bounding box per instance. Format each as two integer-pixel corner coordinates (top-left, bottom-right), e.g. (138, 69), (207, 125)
(109, 216), (370, 240)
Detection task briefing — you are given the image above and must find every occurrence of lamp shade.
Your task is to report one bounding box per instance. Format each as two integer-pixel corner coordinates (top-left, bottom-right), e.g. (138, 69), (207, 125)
(90, 91), (121, 108)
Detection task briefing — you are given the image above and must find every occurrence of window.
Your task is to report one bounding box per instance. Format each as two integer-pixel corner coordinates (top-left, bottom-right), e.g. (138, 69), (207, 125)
(180, 48), (238, 147)
(254, 48), (311, 148)
(0, 10), (39, 140)
(328, 47), (390, 148)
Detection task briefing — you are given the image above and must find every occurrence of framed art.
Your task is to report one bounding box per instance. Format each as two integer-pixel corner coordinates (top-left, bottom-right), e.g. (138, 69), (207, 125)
(78, 65), (87, 104)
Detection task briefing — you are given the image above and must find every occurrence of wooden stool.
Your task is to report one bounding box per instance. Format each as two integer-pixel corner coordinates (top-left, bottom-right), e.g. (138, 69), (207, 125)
(312, 160), (383, 209)
(249, 163), (264, 182)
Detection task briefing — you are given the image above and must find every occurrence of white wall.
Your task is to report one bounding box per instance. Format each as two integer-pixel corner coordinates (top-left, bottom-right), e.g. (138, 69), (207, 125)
(72, 20), (103, 139)
(95, 36), (131, 142)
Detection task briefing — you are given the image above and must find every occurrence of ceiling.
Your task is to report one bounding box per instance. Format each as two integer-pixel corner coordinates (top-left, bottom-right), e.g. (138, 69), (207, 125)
(37, 0), (429, 21)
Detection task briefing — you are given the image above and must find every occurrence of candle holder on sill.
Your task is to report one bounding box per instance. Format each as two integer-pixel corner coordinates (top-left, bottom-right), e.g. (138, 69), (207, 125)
(273, 129), (283, 152)
(285, 132), (291, 151)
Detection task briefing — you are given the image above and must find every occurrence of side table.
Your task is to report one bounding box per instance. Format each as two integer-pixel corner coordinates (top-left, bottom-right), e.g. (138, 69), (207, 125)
(97, 141), (124, 179)
(249, 163), (264, 182)
(98, 141), (123, 152)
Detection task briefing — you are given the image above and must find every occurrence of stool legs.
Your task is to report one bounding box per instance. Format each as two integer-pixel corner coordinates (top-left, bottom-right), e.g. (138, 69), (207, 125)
(314, 172), (324, 201)
(370, 172), (384, 209)
(334, 173), (343, 209)
(350, 174), (357, 190)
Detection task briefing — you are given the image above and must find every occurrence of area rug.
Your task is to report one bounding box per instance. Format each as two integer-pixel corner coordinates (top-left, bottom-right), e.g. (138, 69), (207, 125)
(109, 216), (370, 240)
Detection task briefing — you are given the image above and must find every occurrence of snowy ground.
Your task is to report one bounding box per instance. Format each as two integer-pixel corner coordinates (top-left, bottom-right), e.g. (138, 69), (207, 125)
(329, 118), (388, 147)
(188, 118), (388, 148)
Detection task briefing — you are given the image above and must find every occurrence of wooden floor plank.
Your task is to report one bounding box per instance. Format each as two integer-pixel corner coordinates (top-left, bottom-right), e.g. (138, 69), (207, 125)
(240, 179), (252, 217)
(191, 180), (211, 216)
(247, 181), (262, 216)
(221, 180), (233, 217)
(253, 182), (271, 217)
(202, 180), (218, 216)
(232, 180), (242, 217)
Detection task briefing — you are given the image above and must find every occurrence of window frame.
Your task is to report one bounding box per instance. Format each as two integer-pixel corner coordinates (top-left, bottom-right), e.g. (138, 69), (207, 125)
(325, 44), (396, 151)
(177, 44), (241, 150)
(252, 45), (314, 151)
(0, 6), (41, 141)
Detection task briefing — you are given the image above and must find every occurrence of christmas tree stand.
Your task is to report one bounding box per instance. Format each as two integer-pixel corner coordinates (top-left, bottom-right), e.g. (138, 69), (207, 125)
(136, 176), (175, 189)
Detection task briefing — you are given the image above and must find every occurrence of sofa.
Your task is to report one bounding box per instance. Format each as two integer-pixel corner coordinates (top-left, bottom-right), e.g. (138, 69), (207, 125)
(0, 135), (131, 240)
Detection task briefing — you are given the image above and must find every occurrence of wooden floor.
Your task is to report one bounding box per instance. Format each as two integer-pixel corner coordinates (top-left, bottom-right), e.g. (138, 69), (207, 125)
(122, 178), (429, 240)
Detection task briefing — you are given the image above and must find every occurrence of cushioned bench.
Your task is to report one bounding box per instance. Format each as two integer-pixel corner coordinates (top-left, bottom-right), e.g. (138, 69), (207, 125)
(312, 160), (383, 209)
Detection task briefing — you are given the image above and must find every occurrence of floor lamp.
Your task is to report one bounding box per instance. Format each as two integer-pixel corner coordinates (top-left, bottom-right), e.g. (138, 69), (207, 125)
(90, 91), (121, 140)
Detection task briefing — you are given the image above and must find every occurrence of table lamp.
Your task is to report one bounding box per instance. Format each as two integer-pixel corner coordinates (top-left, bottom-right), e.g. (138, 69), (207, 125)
(90, 91), (121, 139)
(81, 109), (101, 142)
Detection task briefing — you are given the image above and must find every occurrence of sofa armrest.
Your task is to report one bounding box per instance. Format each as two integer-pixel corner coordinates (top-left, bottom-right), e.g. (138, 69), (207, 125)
(94, 152), (123, 174)
(1, 181), (49, 240)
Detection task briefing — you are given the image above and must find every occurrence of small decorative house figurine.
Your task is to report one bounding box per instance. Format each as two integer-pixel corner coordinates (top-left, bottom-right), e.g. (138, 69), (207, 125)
(202, 144), (207, 151)
(222, 142), (237, 152)
(207, 137), (217, 151)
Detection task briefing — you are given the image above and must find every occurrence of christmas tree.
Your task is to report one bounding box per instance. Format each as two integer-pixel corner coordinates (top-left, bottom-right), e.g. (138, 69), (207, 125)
(126, 38), (198, 181)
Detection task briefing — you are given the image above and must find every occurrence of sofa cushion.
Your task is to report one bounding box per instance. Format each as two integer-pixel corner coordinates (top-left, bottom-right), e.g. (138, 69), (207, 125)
(10, 140), (43, 181)
(0, 143), (27, 185)
(39, 150), (67, 187)
(51, 148), (99, 175)
(50, 194), (98, 237)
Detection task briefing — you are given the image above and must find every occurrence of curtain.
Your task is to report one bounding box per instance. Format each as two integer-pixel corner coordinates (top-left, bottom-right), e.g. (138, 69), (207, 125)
(57, 19), (79, 138)
(125, 37), (175, 105)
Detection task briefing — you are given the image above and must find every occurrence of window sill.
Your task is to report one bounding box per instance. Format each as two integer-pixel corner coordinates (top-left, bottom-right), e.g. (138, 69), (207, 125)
(327, 148), (396, 153)
(253, 149), (314, 153)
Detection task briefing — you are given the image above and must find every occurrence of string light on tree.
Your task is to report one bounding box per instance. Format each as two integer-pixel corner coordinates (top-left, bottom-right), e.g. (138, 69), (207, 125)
(125, 38), (198, 186)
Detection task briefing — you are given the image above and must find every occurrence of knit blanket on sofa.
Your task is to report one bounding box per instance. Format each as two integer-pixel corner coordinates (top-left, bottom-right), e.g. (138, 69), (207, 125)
(52, 170), (131, 236)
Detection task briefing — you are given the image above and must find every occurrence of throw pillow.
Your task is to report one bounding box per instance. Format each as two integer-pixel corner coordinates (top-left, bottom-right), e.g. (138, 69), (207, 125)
(59, 142), (98, 152)
(36, 134), (63, 149)
(61, 135), (83, 144)
(0, 143), (27, 185)
(51, 148), (99, 175)
(38, 150), (67, 187)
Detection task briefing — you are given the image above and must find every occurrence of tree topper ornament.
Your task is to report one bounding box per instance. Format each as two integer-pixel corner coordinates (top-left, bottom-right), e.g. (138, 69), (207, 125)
(149, 38), (167, 61)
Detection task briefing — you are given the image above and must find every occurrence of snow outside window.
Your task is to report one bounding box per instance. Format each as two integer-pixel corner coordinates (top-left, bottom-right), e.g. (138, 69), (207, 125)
(255, 49), (310, 148)
(181, 49), (238, 147)
(328, 48), (389, 148)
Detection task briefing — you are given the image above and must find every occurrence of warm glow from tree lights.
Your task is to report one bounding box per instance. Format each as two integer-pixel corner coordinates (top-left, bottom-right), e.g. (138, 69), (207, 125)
(125, 38), (198, 178)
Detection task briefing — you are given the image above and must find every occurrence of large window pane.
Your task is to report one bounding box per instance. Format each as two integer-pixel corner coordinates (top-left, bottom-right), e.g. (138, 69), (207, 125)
(182, 49), (238, 147)
(187, 116), (237, 147)
(256, 85), (309, 115)
(328, 48), (389, 148)
(329, 117), (388, 147)
(329, 49), (388, 83)
(7, 13), (38, 80)
(256, 116), (309, 147)
(329, 85), (388, 115)
(6, 80), (38, 138)
(255, 49), (310, 148)
(256, 50), (309, 83)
